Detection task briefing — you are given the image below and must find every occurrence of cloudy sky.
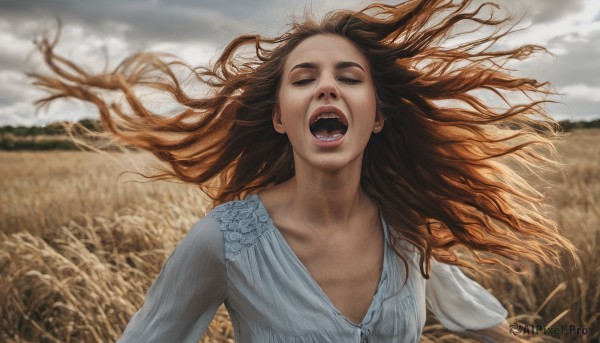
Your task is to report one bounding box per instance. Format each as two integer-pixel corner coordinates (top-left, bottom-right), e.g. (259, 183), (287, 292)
(0, 0), (599, 126)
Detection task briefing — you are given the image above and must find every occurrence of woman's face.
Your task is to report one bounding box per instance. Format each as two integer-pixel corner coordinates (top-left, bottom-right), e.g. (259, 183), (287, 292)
(274, 33), (383, 173)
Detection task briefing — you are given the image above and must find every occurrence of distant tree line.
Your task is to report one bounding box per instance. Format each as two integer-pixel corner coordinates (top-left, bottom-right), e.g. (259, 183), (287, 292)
(0, 119), (101, 137)
(0, 138), (78, 151)
(1, 118), (599, 151)
(557, 118), (600, 131)
(0, 119), (101, 151)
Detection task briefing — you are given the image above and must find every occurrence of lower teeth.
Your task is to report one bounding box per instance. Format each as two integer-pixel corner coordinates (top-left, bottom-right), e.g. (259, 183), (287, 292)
(315, 133), (342, 141)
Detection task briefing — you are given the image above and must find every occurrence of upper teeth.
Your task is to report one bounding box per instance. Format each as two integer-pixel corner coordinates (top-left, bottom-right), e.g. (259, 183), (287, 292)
(316, 112), (339, 121)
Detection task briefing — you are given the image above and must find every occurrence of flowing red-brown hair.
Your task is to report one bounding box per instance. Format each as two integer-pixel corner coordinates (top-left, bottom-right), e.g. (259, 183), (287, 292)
(31, 0), (576, 278)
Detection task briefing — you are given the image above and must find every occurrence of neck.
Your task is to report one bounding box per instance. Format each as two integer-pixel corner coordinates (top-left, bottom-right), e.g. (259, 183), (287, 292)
(276, 154), (371, 232)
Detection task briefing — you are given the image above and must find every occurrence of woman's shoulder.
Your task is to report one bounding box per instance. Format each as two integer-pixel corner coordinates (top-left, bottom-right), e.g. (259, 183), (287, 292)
(205, 194), (273, 260)
(210, 194), (267, 220)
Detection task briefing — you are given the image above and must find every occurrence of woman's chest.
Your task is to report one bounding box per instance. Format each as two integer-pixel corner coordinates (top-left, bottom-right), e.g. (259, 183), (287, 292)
(297, 242), (383, 323)
(290, 230), (385, 324)
(224, 231), (427, 341)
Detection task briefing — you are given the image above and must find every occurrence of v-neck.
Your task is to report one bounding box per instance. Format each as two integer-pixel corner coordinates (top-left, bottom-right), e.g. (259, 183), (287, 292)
(252, 193), (389, 328)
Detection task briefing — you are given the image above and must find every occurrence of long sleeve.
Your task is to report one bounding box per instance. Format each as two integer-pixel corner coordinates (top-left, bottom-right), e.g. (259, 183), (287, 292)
(117, 214), (227, 343)
(425, 259), (507, 332)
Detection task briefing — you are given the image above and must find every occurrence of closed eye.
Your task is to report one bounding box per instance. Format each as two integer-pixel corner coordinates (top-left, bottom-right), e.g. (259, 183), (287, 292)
(292, 79), (314, 86)
(292, 77), (361, 86)
(339, 77), (361, 84)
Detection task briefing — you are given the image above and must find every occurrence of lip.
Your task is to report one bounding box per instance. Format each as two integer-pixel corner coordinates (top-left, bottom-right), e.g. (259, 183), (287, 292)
(309, 105), (349, 127)
(308, 105), (348, 149)
(311, 132), (345, 149)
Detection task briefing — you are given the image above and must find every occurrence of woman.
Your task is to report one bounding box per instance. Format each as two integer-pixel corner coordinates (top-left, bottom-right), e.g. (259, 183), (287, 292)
(32, 0), (575, 341)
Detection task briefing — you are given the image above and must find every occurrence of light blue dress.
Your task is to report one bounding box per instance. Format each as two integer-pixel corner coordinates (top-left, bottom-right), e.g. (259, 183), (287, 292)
(117, 194), (507, 342)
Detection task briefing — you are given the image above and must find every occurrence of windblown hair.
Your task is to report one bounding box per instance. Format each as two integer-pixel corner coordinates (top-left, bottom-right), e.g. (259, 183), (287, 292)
(32, 0), (575, 278)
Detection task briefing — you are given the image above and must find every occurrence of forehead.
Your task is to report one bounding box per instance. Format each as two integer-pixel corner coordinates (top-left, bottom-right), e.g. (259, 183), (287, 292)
(283, 34), (370, 72)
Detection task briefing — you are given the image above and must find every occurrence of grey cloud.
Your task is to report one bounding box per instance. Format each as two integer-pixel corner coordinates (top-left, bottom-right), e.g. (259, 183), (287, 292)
(515, 28), (600, 119)
(548, 100), (600, 121)
(0, 71), (39, 105)
(511, 28), (600, 89)
(1, 1), (237, 44)
(544, 31), (600, 88)
(0, 0), (383, 46)
(527, 0), (585, 24)
(481, 0), (586, 24)
(0, 53), (26, 72)
(0, 0), (597, 125)
(0, 0), (306, 45)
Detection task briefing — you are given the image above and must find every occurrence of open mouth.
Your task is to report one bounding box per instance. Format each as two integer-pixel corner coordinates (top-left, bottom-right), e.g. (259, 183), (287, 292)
(309, 112), (348, 141)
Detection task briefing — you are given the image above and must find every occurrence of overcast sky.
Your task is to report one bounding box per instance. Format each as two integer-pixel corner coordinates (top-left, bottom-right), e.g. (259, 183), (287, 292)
(0, 0), (599, 126)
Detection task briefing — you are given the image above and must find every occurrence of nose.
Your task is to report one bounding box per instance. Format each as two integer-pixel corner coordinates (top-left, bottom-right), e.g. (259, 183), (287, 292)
(314, 73), (339, 100)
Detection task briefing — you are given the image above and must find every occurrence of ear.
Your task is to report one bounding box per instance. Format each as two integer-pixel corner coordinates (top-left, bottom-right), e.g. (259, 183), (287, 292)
(373, 110), (385, 133)
(272, 105), (286, 134)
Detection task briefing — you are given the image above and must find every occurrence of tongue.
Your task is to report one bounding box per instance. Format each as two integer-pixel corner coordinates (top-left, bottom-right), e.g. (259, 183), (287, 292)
(313, 127), (345, 140)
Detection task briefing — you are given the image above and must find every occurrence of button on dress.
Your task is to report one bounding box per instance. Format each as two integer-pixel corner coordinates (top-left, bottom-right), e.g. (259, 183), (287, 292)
(118, 194), (507, 342)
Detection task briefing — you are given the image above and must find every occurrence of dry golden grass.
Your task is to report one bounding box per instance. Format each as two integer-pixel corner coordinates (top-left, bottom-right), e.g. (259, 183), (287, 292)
(0, 151), (203, 236)
(1, 129), (599, 342)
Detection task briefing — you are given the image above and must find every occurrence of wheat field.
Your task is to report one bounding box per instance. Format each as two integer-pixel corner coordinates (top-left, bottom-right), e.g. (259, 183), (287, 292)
(1, 129), (598, 342)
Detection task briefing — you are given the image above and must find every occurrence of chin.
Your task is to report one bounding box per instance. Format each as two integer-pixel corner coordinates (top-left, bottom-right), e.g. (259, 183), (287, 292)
(300, 151), (364, 174)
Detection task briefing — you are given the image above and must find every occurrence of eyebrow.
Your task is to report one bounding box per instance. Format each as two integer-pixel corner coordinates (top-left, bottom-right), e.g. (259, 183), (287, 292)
(289, 61), (366, 75)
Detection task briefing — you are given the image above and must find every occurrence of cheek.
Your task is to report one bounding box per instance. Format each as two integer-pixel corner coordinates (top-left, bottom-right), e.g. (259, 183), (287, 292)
(365, 88), (378, 113)
(354, 92), (377, 124)
(278, 89), (308, 125)
(351, 82), (377, 108)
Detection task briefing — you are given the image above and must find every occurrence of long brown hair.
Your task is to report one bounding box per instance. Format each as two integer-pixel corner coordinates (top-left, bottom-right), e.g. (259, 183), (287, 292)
(31, 0), (576, 278)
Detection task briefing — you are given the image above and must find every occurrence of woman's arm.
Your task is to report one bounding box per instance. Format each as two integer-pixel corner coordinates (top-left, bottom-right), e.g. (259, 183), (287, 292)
(117, 215), (227, 343)
(425, 259), (508, 333)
